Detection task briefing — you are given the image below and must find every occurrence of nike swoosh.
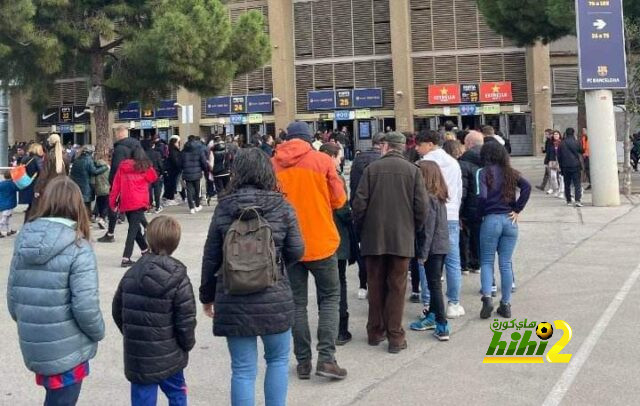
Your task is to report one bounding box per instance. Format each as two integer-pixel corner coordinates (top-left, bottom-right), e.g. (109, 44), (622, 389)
(42, 112), (56, 120)
(74, 112), (86, 118)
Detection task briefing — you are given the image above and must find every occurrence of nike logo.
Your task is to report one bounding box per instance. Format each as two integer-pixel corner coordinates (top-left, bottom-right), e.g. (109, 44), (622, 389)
(74, 111), (86, 118)
(41, 112), (56, 120)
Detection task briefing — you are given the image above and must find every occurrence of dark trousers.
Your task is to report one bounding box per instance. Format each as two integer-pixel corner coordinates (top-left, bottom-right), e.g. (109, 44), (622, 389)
(163, 172), (179, 200)
(95, 196), (109, 219)
(338, 259), (349, 334)
(206, 179), (216, 198)
(185, 179), (201, 209)
(583, 156), (591, 183)
(288, 255), (339, 363)
(460, 218), (481, 271)
(409, 258), (420, 294)
(563, 167), (582, 203)
(365, 255), (410, 346)
(356, 252), (367, 289)
(107, 207), (118, 234)
(130, 370), (187, 406)
(214, 175), (230, 195)
(149, 178), (163, 210)
(424, 254), (447, 324)
(539, 165), (550, 189)
(44, 382), (82, 406)
(123, 209), (148, 259)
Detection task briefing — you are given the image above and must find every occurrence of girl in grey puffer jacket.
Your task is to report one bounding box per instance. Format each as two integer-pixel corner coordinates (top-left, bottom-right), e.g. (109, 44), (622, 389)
(7, 176), (104, 405)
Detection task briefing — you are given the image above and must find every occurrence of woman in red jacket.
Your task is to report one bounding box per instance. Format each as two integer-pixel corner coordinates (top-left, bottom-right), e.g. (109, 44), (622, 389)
(110, 146), (158, 267)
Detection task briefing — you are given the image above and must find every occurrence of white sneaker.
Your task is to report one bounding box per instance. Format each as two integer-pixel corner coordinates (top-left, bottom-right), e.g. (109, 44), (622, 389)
(357, 289), (367, 300)
(546, 189), (553, 195)
(165, 199), (178, 206)
(195, 205), (203, 212)
(190, 208), (196, 214)
(446, 302), (465, 319)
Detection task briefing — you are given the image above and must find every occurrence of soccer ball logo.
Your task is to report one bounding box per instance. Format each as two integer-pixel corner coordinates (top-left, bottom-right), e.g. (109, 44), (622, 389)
(536, 322), (554, 340)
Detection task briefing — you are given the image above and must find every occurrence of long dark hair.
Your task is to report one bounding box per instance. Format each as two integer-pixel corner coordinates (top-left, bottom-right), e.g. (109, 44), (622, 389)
(481, 142), (520, 202)
(132, 146), (152, 171)
(225, 148), (278, 196)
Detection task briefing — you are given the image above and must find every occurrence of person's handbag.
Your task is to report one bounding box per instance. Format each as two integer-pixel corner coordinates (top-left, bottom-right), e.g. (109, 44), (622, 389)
(10, 158), (37, 190)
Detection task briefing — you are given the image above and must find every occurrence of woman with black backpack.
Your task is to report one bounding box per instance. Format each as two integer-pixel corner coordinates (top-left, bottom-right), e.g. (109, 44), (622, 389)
(200, 148), (304, 406)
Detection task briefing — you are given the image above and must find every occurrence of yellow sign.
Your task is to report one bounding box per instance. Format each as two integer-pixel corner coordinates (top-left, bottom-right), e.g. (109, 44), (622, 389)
(73, 124), (86, 133)
(248, 114), (263, 124)
(355, 109), (371, 120)
(482, 104), (501, 115)
(156, 119), (171, 128)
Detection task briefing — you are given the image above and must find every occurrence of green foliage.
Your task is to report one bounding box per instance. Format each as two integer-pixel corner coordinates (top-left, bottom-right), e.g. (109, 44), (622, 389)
(0, 0), (271, 109)
(477, 0), (640, 46)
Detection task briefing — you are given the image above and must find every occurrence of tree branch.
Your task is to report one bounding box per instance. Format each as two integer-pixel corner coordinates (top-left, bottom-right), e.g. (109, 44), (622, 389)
(100, 37), (124, 53)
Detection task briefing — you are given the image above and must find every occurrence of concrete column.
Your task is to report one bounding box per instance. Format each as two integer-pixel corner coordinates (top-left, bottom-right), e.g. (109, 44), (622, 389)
(177, 87), (202, 138)
(0, 87), (8, 167)
(389, 0), (414, 133)
(585, 90), (620, 206)
(526, 43), (553, 156)
(267, 0), (296, 130)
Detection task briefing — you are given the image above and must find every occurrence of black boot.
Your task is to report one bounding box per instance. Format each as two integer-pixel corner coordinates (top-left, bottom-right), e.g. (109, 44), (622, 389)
(336, 314), (352, 346)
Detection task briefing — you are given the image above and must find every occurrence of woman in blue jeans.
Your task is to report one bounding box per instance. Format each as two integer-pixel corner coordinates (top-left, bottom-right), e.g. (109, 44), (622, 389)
(477, 142), (531, 319)
(200, 148), (305, 405)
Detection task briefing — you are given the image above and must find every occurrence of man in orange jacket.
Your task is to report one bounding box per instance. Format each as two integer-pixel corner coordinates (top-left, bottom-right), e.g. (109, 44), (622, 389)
(272, 121), (347, 381)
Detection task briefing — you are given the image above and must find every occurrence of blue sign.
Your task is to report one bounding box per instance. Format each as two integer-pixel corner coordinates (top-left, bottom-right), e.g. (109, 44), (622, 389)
(576, 0), (627, 89)
(459, 105), (478, 116)
(334, 110), (354, 120)
(58, 124), (72, 133)
(118, 102), (140, 121)
(353, 88), (383, 108)
(359, 121), (371, 140)
(206, 96), (231, 115)
(247, 94), (273, 113)
(140, 119), (154, 129)
(230, 115), (247, 125)
(308, 90), (336, 111)
(156, 100), (178, 118)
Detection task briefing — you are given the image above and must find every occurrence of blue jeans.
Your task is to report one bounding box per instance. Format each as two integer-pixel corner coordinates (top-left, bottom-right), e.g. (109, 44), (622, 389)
(226, 329), (291, 406)
(445, 221), (462, 304)
(418, 261), (430, 305)
(480, 214), (518, 304)
(131, 371), (187, 406)
(44, 382), (82, 406)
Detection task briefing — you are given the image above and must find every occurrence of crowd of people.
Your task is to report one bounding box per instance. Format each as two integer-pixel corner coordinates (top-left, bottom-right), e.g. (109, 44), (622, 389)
(536, 127), (590, 207)
(4, 120), (532, 406)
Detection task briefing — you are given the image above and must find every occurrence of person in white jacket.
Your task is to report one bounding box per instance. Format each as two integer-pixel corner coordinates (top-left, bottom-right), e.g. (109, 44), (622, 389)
(416, 130), (465, 319)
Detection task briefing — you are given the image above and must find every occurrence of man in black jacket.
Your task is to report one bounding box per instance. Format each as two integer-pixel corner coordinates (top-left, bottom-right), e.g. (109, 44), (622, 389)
(143, 138), (165, 213)
(349, 132), (384, 299)
(181, 136), (208, 213)
(459, 131), (484, 274)
(113, 216), (196, 401)
(557, 127), (584, 207)
(98, 125), (141, 243)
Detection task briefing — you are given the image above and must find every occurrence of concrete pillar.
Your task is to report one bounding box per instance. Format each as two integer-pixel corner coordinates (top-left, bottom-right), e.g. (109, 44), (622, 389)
(177, 87), (202, 138)
(0, 87), (8, 167)
(267, 0), (296, 130)
(389, 0), (414, 133)
(526, 43), (553, 156)
(585, 90), (620, 206)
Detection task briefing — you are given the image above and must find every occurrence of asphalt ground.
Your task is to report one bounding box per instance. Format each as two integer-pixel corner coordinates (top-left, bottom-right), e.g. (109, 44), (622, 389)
(0, 156), (639, 405)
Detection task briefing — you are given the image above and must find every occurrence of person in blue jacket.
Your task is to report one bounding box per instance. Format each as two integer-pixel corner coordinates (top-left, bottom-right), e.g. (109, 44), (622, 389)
(0, 171), (18, 237)
(7, 176), (105, 405)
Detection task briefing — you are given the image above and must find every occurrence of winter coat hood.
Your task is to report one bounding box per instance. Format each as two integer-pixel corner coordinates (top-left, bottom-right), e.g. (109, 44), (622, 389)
(133, 255), (187, 298)
(273, 139), (313, 168)
(183, 140), (200, 153)
(459, 146), (482, 167)
(17, 218), (77, 265)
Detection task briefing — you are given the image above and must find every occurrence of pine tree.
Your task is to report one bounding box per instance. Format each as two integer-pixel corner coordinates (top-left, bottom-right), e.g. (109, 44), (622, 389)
(0, 0), (271, 157)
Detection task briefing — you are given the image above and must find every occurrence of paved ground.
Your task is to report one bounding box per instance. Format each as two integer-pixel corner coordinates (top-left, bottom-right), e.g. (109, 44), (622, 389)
(1, 157), (639, 405)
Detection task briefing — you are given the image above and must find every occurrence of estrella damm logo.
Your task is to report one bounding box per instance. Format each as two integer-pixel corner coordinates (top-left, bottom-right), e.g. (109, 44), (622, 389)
(483, 319), (573, 364)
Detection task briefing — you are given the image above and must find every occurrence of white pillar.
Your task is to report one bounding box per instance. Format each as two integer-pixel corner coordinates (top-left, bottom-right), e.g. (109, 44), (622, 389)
(585, 90), (620, 206)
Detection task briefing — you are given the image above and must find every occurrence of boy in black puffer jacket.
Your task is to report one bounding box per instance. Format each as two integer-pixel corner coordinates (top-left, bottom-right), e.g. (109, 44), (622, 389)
(112, 215), (196, 405)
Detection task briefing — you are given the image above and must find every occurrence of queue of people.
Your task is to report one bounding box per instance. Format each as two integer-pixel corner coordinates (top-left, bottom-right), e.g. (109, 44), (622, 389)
(4, 121), (531, 406)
